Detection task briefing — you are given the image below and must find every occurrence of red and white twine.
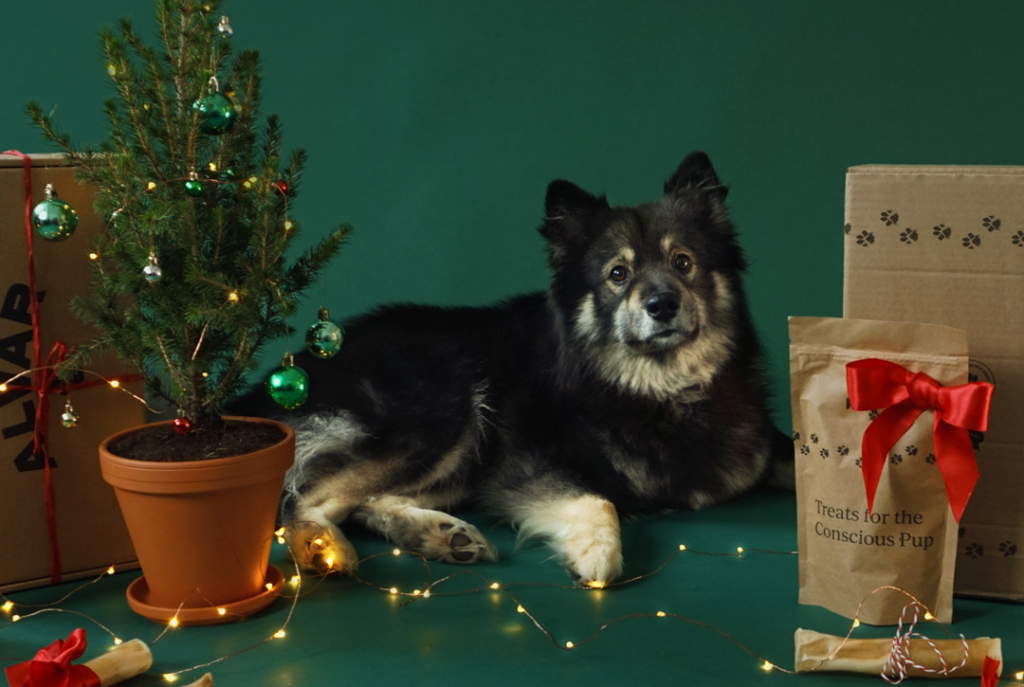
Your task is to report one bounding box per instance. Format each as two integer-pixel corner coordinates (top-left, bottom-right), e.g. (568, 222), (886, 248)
(882, 601), (969, 683)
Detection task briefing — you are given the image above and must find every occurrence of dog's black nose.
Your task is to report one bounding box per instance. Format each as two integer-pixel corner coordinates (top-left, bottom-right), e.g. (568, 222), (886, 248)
(644, 292), (680, 322)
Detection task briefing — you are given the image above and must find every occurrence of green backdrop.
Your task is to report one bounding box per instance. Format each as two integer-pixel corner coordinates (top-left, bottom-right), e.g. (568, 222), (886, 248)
(6, 1), (1024, 428)
(4, 4), (1024, 686)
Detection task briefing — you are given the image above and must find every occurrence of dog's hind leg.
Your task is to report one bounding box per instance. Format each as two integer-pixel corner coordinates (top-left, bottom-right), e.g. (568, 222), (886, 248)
(280, 413), (370, 575)
(287, 501), (360, 576)
(353, 495), (498, 564)
(505, 486), (624, 586)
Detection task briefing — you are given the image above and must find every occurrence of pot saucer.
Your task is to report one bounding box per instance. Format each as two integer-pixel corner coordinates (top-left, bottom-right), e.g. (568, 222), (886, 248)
(126, 564), (285, 626)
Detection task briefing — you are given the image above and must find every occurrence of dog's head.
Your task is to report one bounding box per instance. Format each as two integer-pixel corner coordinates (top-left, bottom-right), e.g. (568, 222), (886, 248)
(540, 152), (749, 400)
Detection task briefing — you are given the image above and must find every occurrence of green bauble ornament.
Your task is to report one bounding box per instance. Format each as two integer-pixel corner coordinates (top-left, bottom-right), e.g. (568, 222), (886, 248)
(32, 184), (78, 241)
(184, 177), (204, 196)
(305, 307), (344, 359)
(266, 352), (309, 410)
(194, 92), (237, 135)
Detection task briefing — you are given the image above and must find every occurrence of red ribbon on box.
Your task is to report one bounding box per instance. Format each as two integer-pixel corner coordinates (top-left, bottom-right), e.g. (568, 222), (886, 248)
(4, 149), (63, 583)
(2, 150), (141, 584)
(3, 628), (100, 687)
(846, 358), (994, 523)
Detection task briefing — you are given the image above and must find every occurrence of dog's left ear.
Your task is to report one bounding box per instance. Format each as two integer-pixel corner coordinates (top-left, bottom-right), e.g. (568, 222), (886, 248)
(664, 151), (728, 203)
(540, 180), (608, 247)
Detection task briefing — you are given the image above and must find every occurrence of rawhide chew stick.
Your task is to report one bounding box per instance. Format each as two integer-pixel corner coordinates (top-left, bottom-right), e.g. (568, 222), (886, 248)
(794, 629), (1002, 678)
(81, 639), (153, 686)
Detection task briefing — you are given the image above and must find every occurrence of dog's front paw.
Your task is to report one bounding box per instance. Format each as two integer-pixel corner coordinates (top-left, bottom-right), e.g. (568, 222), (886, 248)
(563, 529), (624, 587)
(287, 522), (359, 575)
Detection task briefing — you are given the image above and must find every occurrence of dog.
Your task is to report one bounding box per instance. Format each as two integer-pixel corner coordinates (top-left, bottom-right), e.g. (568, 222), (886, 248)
(242, 151), (789, 586)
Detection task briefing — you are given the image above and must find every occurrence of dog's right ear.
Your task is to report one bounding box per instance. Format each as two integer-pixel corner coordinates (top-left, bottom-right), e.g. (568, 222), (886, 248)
(664, 151), (728, 203)
(540, 180), (607, 247)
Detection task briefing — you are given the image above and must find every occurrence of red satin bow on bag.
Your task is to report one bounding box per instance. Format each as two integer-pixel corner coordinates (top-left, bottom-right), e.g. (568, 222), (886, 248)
(4, 629), (100, 687)
(847, 358), (994, 523)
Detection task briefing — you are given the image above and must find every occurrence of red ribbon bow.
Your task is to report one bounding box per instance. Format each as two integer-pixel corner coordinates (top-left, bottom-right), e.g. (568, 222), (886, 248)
(846, 358), (993, 522)
(4, 629), (100, 687)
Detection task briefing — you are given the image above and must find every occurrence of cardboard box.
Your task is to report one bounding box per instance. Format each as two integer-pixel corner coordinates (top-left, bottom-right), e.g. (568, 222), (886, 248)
(843, 165), (1024, 601)
(0, 153), (140, 593)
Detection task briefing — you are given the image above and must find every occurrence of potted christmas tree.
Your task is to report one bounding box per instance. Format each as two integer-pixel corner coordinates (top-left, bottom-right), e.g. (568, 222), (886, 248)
(27, 0), (348, 625)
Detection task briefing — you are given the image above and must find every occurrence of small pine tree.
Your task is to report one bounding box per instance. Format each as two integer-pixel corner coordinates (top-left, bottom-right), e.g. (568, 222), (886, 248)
(27, 0), (348, 435)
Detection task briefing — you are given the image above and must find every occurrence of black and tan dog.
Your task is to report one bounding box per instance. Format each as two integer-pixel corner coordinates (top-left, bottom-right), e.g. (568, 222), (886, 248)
(244, 152), (788, 586)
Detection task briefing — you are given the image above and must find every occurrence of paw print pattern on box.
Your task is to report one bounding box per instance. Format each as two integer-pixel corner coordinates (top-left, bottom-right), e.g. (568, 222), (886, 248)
(849, 210), (1021, 248)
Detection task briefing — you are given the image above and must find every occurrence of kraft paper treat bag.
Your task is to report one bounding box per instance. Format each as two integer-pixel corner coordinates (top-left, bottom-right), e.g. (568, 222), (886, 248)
(790, 316), (987, 625)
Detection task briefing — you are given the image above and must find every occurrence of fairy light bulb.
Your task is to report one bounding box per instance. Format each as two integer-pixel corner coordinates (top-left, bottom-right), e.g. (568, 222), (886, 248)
(11, 614), (20, 622)
(290, 575), (301, 586)
(313, 538), (324, 546)
(228, 291), (239, 303)
(923, 611), (934, 621)
(392, 548), (401, 556)
(422, 590), (431, 599)
(2, 601), (13, 612)
(163, 674), (178, 682)
(656, 611), (666, 617)
(147, 181), (157, 191)
(113, 638), (123, 646)
(587, 580), (607, 589)
(107, 566), (116, 575)
(324, 557), (334, 570)
(490, 582), (500, 590)
(761, 661), (774, 672)
(273, 630), (286, 639)
(516, 605), (525, 613)
(168, 616), (179, 628)
(217, 608), (227, 616)
(89, 252), (99, 260)
(0, 384), (6, 392)
(413, 590), (422, 597)
(389, 587), (398, 595)
(109, 380), (120, 389)
(736, 547), (744, 555)
(852, 618), (861, 628)
(1015, 670), (1023, 681)
(565, 641), (575, 649)
(678, 544), (686, 551)
(265, 582), (274, 591)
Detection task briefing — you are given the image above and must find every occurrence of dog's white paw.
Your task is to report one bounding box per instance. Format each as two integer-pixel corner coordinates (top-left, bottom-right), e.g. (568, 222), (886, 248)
(287, 522), (359, 575)
(514, 492), (624, 586)
(419, 518), (499, 564)
(562, 525), (624, 586)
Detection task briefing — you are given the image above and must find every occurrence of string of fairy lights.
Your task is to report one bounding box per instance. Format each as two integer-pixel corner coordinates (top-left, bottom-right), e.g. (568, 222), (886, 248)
(1, 531), (1018, 684)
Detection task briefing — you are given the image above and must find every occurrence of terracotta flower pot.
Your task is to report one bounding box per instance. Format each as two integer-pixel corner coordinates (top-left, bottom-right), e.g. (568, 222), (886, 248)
(99, 416), (294, 626)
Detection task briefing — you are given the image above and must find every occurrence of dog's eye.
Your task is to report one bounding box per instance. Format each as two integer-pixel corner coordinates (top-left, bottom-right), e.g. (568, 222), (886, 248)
(673, 254), (693, 274)
(609, 266), (629, 283)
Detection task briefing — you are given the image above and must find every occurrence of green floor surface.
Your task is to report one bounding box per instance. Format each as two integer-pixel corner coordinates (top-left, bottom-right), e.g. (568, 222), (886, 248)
(2, 491), (1021, 686)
